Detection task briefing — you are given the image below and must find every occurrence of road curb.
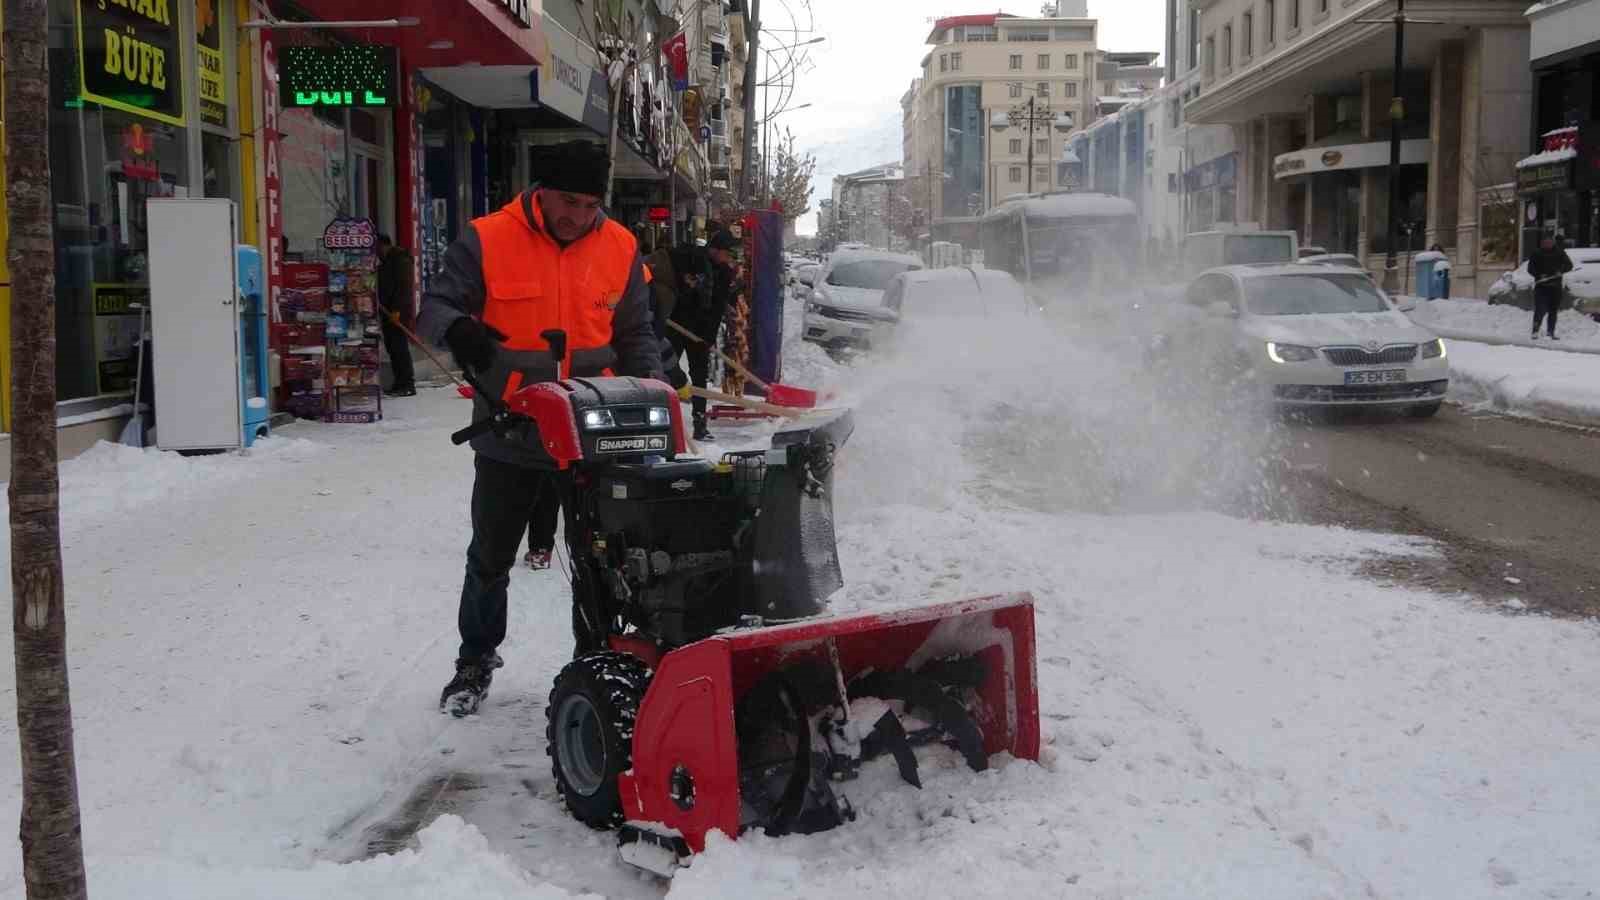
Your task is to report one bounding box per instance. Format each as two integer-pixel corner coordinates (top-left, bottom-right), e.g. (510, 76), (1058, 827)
(1422, 324), (1600, 356)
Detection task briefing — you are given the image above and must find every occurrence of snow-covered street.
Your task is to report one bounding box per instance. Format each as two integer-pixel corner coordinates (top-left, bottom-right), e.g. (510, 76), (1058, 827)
(3, 303), (1598, 900)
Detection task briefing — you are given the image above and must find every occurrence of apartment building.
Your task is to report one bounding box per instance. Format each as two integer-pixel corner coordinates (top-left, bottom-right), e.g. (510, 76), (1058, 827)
(907, 8), (1099, 233)
(1183, 0), (1533, 295)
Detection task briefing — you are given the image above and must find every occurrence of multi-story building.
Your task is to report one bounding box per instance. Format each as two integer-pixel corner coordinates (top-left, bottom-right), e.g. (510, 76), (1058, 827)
(1094, 51), (1164, 116)
(908, 7), (1099, 237)
(832, 164), (908, 250)
(1517, 0), (1600, 254)
(1182, 0), (1534, 295)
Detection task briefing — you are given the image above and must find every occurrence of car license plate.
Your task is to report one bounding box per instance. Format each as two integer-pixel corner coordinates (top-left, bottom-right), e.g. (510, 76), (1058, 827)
(1344, 369), (1405, 385)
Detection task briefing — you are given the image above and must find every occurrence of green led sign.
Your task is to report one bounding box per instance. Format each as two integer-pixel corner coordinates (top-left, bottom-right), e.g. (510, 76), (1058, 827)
(279, 44), (396, 109)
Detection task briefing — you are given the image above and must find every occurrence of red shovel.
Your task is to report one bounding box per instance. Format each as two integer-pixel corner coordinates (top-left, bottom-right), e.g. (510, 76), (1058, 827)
(667, 320), (817, 408)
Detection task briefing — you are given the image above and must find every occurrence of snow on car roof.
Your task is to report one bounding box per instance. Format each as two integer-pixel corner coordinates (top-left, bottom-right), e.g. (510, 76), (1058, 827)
(897, 267), (1017, 286)
(826, 248), (925, 268)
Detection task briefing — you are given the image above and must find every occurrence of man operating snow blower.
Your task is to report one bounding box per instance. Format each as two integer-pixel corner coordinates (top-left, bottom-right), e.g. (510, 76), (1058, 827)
(417, 140), (663, 717)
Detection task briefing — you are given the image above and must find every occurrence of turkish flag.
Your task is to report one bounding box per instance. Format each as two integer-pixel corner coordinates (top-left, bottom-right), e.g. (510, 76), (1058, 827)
(664, 30), (689, 91)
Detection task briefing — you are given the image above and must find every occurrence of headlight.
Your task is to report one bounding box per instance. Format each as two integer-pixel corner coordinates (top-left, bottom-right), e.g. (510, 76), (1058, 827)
(581, 409), (615, 430)
(1421, 337), (1446, 360)
(646, 406), (671, 427)
(1266, 342), (1318, 364)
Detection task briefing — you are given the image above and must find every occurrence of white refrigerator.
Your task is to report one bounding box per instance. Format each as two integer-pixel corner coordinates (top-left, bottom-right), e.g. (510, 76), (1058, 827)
(146, 198), (244, 452)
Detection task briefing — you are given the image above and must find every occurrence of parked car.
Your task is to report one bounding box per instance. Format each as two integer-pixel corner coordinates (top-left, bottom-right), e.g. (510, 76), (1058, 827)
(802, 249), (924, 351)
(794, 263), (821, 287)
(1486, 247), (1600, 314)
(1175, 265), (1450, 417)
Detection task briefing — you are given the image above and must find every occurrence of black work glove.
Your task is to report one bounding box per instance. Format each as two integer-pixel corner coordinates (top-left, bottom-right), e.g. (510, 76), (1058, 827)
(444, 318), (505, 372)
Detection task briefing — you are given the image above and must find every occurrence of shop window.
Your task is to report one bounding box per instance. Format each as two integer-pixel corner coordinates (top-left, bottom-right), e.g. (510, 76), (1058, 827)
(201, 132), (240, 238)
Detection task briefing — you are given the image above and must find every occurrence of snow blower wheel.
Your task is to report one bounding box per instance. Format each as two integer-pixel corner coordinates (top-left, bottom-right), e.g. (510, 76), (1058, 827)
(546, 652), (651, 830)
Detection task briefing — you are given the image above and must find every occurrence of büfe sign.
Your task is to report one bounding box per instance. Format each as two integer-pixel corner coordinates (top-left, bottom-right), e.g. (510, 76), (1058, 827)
(77, 0), (186, 126)
(279, 45), (397, 109)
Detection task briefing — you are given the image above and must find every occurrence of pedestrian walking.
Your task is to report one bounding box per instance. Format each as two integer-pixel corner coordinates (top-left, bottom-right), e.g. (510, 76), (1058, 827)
(1528, 234), (1574, 341)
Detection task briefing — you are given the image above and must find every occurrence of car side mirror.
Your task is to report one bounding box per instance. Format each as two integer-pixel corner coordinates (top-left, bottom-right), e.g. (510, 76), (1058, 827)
(1207, 300), (1237, 318)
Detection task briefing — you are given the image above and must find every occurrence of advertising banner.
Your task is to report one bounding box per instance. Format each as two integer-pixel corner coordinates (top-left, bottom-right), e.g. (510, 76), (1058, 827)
(77, 0), (186, 125)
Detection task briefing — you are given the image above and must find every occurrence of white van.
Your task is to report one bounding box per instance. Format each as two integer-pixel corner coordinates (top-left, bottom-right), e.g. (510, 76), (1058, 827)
(1181, 227), (1299, 278)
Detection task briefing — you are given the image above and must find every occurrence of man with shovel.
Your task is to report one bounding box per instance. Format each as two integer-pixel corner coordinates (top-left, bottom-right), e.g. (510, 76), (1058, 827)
(417, 140), (663, 717)
(1528, 234), (1574, 341)
(667, 228), (735, 440)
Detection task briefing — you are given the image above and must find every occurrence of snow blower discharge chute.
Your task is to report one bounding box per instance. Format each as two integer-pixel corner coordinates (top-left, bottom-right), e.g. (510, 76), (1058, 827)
(448, 329), (1039, 876)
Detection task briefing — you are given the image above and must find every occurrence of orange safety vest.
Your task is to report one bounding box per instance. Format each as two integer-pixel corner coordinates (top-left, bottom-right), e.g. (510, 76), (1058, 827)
(471, 191), (639, 367)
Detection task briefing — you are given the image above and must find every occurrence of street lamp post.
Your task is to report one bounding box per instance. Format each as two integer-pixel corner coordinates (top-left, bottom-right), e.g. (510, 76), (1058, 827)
(990, 86), (1075, 199)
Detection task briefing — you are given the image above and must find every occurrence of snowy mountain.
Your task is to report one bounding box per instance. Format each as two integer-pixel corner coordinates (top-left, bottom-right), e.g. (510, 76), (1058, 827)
(795, 118), (903, 235)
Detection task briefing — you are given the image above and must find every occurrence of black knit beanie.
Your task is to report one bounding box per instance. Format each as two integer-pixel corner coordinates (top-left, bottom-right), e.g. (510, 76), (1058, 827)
(533, 140), (611, 198)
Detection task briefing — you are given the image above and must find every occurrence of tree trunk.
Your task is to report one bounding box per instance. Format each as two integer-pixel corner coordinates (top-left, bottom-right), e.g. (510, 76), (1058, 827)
(4, 0), (90, 897)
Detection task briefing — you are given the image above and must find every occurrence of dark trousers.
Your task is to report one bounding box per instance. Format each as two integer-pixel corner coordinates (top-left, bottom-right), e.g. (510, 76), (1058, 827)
(380, 315), (416, 389)
(526, 473), (561, 553)
(1533, 293), (1560, 336)
(459, 455), (583, 662)
(667, 332), (712, 419)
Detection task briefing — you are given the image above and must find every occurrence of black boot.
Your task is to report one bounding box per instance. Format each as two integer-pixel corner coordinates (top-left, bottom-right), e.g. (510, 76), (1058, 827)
(439, 652), (504, 717)
(693, 415), (713, 442)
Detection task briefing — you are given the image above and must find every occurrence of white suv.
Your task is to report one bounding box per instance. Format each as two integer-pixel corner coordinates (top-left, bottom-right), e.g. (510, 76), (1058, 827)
(802, 250), (924, 351)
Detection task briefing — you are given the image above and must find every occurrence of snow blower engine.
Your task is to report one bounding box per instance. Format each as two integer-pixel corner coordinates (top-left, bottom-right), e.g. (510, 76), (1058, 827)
(451, 329), (1039, 877)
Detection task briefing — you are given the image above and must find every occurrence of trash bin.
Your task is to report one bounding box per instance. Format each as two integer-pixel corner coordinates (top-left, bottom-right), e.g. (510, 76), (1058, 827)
(1413, 251), (1449, 300)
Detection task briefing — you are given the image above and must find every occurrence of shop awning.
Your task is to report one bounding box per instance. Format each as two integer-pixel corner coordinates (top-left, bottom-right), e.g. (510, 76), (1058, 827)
(286, 0), (548, 104)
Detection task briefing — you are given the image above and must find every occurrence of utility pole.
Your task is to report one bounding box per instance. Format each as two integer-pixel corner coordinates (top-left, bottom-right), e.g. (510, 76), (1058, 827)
(738, 0), (761, 204)
(1354, 0), (1441, 291)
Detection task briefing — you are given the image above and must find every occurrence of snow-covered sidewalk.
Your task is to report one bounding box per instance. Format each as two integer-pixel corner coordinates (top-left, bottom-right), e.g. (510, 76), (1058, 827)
(1409, 296), (1600, 351)
(0, 307), (1598, 899)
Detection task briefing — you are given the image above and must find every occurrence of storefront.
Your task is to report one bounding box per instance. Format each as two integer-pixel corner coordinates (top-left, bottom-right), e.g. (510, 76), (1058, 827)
(1523, 0), (1600, 255)
(1273, 139), (1432, 255)
(1186, 153), (1238, 232)
(257, 0), (546, 402)
(21, 0), (256, 437)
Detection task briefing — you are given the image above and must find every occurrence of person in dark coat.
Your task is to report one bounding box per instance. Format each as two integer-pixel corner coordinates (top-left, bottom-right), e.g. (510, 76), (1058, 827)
(666, 238), (726, 440)
(375, 234), (416, 396)
(1528, 234), (1574, 340)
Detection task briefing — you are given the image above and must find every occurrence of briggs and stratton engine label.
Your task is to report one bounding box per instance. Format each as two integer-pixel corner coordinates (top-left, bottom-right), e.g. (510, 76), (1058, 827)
(596, 434), (669, 454)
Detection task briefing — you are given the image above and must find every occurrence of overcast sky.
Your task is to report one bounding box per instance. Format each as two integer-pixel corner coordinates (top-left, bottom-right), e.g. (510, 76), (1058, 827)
(763, 0), (1167, 234)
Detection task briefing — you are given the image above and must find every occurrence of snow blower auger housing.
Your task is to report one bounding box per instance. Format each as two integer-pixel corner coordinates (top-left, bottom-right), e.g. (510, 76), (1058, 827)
(450, 332), (1040, 877)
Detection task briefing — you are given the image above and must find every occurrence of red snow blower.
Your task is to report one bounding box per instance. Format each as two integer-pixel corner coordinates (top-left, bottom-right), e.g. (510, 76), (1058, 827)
(449, 330), (1039, 876)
